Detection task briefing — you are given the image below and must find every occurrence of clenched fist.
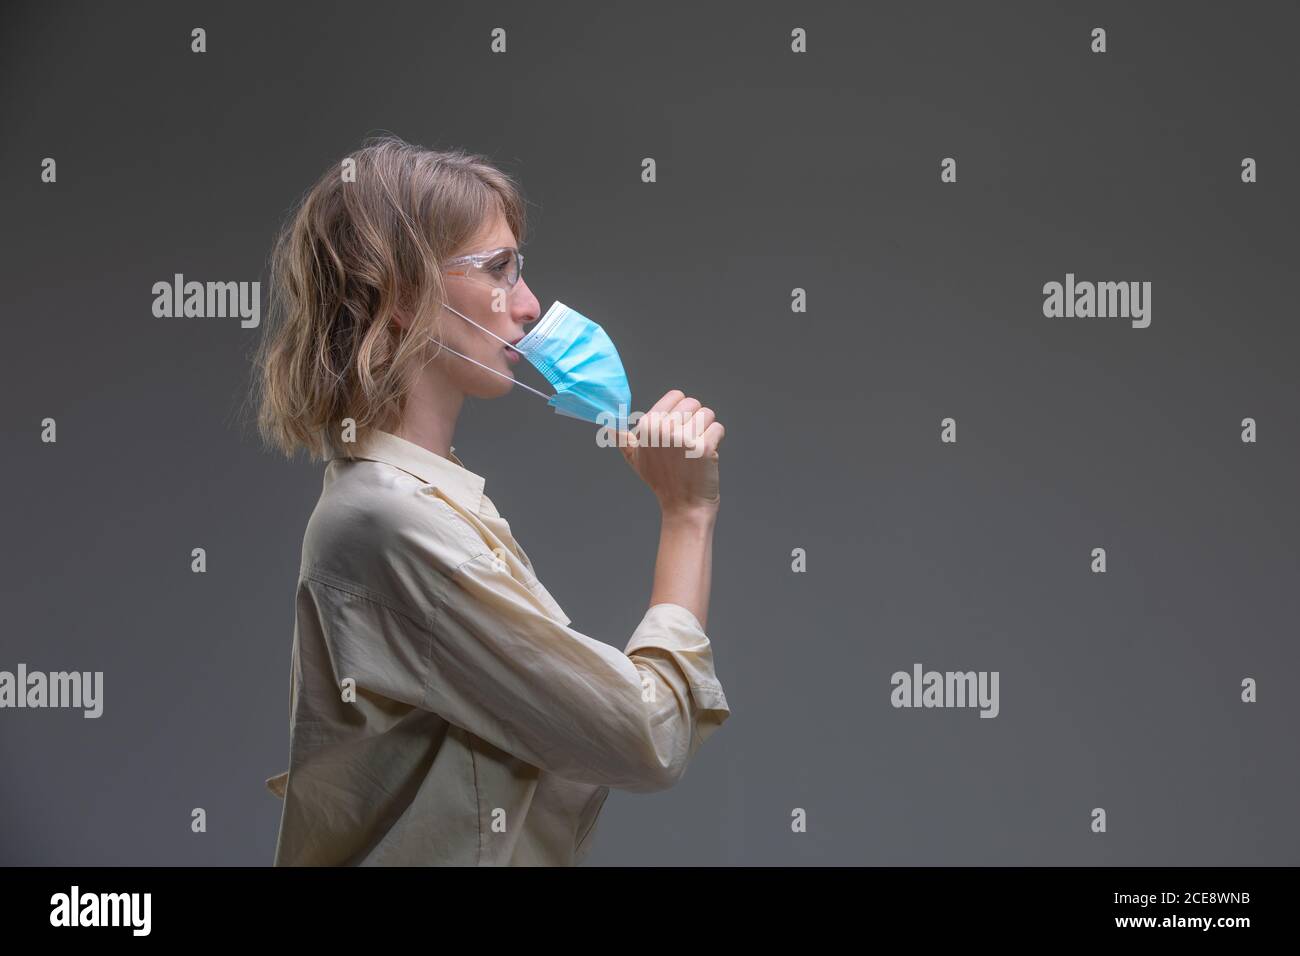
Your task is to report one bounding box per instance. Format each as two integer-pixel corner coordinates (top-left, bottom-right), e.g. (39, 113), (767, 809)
(618, 389), (724, 517)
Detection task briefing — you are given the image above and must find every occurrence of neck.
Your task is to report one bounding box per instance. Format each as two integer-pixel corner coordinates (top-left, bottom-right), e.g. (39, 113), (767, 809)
(394, 372), (463, 459)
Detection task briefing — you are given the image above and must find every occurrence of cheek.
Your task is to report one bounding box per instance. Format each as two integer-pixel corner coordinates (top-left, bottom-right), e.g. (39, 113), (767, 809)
(470, 329), (505, 359)
(483, 307), (510, 337)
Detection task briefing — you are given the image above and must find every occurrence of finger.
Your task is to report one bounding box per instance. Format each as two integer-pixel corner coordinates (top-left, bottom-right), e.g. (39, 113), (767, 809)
(649, 389), (685, 416)
(670, 396), (701, 419)
(668, 413), (685, 451)
(633, 412), (653, 444)
(640, 411), (666, 448)
(658, 410), (676, 448)
(687, 406), (715, 444)
(670, 397), (701, 443)
(699, 421), (725, 452)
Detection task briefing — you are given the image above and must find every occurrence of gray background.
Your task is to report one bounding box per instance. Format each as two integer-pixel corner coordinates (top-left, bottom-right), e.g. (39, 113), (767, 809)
(1, 0), (1296, 865)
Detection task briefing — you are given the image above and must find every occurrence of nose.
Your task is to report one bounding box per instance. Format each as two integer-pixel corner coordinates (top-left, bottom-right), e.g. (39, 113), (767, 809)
(512, 277), (541, 331)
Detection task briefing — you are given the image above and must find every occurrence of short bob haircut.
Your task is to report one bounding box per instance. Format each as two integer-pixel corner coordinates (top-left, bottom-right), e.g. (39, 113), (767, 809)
(251, 134), (528, 461)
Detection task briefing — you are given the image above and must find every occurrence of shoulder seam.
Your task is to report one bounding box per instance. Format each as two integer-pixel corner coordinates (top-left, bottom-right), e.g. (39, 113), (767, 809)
(300, 566), (433, 630)
(453, 549), (548, 588)
(419, 493), (493, 562)
(454, 549), (499, 576)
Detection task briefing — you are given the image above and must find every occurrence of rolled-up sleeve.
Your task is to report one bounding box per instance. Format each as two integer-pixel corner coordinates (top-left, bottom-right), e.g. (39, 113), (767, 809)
(428, 550), (731, 793)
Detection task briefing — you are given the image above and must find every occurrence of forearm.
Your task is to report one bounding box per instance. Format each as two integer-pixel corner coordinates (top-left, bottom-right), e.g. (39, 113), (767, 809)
(648, 508), (716, 631)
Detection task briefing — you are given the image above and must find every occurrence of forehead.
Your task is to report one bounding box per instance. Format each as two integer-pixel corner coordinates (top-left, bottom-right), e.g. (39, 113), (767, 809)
(470, 208), (517, 251)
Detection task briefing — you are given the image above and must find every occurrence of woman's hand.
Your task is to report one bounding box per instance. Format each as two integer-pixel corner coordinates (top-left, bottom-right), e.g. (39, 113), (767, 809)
(618, 389), (724, 518)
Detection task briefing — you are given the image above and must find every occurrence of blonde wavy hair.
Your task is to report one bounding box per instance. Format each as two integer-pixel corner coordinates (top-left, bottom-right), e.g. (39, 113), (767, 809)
(250, 134), (528, 460)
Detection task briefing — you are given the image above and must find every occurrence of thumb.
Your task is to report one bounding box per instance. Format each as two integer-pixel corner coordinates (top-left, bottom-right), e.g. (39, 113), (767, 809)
(616, 429), (637, 464)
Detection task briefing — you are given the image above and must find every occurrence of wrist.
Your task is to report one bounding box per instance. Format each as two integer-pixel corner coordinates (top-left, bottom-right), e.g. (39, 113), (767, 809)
(660, 502), (718, 529)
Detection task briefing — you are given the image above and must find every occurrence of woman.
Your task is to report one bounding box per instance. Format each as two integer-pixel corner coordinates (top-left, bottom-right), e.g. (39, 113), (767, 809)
(252, 135), (730, 865)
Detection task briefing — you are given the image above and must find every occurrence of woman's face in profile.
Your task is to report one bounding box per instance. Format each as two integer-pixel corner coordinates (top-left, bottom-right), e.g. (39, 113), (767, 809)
(437, 209), (541, 399)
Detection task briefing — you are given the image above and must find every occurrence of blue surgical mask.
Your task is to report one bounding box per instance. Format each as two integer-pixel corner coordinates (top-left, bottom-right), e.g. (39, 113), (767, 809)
(433, 300), (632, 426)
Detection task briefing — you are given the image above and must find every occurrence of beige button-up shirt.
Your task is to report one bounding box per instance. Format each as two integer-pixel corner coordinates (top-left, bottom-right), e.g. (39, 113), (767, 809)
(265, 429), (731, 865)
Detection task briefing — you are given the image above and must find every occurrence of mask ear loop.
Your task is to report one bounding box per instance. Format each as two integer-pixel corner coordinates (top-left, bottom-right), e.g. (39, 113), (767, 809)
(431, 303), (551, 401)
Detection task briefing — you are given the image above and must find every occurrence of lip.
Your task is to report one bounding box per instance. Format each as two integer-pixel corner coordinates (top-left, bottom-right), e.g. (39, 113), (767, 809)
(505, 343), (521, 364)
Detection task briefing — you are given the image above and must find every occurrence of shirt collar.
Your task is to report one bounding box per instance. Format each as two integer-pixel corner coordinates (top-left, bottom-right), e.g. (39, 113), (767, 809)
(336, 429), (486, 514)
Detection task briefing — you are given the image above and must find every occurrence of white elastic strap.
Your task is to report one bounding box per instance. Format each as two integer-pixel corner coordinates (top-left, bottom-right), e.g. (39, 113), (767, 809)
(433, 303), (551, 400)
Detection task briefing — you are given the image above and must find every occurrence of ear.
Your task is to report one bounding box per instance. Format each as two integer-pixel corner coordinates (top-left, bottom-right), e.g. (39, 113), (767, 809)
(390, 302), (417, 332)
(390, 287), (423, 332)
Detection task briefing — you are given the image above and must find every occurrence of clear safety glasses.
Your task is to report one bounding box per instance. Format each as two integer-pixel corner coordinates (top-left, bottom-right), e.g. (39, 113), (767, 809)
(443, 246), (525, 291)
